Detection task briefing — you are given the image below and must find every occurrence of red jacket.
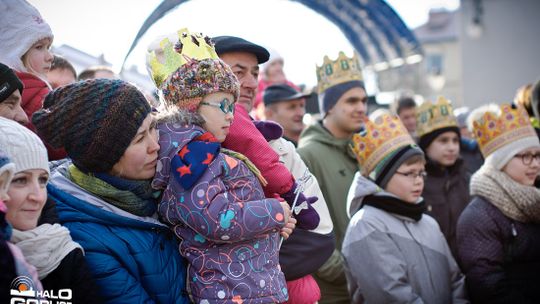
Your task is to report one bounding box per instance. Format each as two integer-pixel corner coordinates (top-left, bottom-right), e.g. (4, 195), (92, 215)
(16, 71), (67, 161)
(222, 103), (294, 197)
(16, 71), (49, 118)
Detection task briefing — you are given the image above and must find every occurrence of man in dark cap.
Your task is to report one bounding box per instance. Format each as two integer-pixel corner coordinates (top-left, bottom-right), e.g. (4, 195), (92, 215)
(0, 62), (28, 125)
(214, 36), (269, 112)
(214, 35), (335, 303)
(263, 83), (311, 146)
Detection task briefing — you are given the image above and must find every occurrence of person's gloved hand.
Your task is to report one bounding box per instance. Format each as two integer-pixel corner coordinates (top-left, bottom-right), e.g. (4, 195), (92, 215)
(253, 120), (283, 142)
(281, 182), (320, 230)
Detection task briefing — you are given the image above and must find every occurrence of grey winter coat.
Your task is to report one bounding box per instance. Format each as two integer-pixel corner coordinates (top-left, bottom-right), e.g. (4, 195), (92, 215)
(342, 173), (469, 303)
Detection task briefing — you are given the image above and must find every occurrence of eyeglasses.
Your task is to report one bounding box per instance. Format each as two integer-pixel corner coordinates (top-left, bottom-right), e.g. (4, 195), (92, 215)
(200, 98), (235, 114)
(395, 171), (427, 180)
(514, 153), (540, 166)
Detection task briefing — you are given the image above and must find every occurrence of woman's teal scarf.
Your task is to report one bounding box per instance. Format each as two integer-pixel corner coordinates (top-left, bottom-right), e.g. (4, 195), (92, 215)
(68, 165), (157, 217)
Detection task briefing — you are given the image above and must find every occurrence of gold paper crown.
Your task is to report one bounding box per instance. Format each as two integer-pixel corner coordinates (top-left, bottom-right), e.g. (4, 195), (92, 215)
(316, 51), (363, 94)
(473, 104), (537, 157)
(416, 96), (458, 138)
(351, 112), (416, 176)
(147, 28), (218, 87)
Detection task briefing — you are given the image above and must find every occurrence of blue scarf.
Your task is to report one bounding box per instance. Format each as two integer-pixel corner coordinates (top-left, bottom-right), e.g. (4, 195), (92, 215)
(172, 132), (221, 190)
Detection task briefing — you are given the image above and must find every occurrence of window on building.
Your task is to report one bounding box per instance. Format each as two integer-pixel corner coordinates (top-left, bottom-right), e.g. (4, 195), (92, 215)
(426, 54), (443, 75)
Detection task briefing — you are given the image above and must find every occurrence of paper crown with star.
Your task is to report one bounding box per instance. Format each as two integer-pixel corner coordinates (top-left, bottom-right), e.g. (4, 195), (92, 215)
(146, 28), (239, 111)
(472, 103), (537, 158)
(316, 51), (363, 94)
(416, 96), (458, 138)
(351, 111), (416, 176)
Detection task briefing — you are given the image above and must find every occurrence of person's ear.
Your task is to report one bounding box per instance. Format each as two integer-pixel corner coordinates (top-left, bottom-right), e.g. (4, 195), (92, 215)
(326, 106), (334, 116)
(264, 106), (274, 119)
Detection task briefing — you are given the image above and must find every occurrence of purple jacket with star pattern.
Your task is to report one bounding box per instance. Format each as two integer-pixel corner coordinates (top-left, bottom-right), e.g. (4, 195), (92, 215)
(152, 112), (288, 304)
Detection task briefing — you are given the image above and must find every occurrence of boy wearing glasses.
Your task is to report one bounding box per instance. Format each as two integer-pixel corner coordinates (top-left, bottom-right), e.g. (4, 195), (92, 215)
(416, 97), (470, 258)
(342, 110), (467, 303)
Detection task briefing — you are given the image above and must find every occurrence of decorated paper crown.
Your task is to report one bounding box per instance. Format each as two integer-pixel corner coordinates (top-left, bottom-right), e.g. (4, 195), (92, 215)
(416, 96), (458, 137)
(316, 51), (363, 94)
(473, 104), (537, 157)
(351, 112), (416, 176)
(147, 28), (218, 88)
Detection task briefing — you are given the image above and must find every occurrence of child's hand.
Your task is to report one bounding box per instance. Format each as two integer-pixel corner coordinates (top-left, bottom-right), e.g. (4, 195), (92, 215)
(280, 216), (297, 240)
(278, 200), (295, 239)
(278, 200), (291, 223)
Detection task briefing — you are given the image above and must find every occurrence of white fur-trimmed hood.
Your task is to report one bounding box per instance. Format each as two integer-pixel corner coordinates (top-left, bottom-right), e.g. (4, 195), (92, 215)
(0, 0), (53, 72)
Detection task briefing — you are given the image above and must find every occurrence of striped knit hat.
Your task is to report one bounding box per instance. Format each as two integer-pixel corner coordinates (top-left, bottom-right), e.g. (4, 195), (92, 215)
(32, 79), (151, 173)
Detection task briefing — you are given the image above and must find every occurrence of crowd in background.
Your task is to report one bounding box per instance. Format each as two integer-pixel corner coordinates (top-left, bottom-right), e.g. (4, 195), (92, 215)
(1, 0), (539, 303)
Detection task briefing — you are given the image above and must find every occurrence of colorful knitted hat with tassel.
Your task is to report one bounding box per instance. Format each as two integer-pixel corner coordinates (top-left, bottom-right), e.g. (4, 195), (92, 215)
(147, 28), (239, 112)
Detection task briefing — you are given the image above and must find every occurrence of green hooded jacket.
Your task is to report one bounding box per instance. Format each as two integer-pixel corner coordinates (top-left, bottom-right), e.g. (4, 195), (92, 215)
(297, 121), (359, 304)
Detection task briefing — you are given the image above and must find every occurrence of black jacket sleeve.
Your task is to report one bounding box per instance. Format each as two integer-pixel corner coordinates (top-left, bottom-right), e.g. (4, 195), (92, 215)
(0, 241), (16, 304)
(279, 228), (335, 280)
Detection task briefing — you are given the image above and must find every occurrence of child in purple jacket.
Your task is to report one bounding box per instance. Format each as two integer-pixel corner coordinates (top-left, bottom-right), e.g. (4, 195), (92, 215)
(149, 29), (295, 303)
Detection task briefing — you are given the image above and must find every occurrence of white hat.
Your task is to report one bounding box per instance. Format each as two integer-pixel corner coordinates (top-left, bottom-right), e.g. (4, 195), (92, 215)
(0, 0), (53, 72)
(484, 136), (540, 170)
(0, 117), (49, 175)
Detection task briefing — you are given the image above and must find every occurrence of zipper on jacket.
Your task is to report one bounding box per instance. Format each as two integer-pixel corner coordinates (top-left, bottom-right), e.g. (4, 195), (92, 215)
(504, 222), (518, 263)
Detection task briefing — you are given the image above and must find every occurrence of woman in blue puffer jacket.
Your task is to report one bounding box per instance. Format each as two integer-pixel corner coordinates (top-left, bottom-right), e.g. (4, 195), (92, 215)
(32, 79), (189, 304)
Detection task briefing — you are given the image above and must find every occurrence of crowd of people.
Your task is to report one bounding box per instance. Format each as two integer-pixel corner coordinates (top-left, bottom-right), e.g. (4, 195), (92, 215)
(1, 0), (539, 303)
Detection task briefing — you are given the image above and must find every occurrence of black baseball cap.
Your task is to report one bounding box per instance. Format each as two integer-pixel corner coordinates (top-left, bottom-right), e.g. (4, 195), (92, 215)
(263, 83), (313, 106)
(213, 36), (270, 64)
